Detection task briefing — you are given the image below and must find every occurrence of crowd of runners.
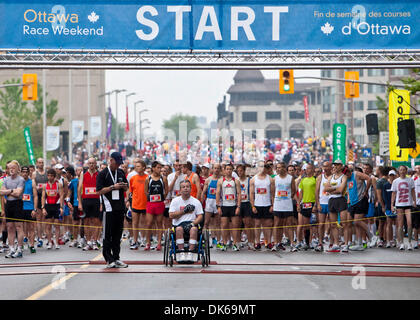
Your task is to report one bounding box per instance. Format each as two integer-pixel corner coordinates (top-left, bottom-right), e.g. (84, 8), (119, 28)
(0, 155), (419, 259)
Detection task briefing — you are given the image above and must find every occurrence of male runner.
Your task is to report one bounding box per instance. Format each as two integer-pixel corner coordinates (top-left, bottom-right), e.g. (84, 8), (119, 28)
(182, 162), (202, 200)
(78, 157), (101, 251)
(412, 165), (420, 249)
(41, 168), (64, 250)
(315, 161), (332, 252)
(21, 166), (38, 253)
(66, 166), (82, 248)
(237, 164), (255, 250)
(273, 162), (295, 251)
(216, 163), (241, 251)
(250, 161), (275, 250)
(32, 158), (48, 247)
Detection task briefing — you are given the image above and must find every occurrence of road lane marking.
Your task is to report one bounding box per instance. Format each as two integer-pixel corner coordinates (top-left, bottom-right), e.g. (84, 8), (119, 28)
(25, 253), (103, 300)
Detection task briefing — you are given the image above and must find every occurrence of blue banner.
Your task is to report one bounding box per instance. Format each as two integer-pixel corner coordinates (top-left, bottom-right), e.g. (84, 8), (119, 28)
(0, 0), (419, 50)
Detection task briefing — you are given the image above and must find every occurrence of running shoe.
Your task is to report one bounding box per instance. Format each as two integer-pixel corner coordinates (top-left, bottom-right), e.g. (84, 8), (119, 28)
(144, 243), (151, 251)
(55, 243), (60, 250)
(327, 245), (341, 253)
(115, 260), (128, 268)
(130, 242), (139, 250)
(414, 242), (419, 249)
(46, 243), (52, 250)
(301, 242), (309, 251)
(276, 243), (286, 251)
(386, 242), (391, 248)
(254, 243), (261, 251)
(349, 244), (365, 251)
(12, 250), (23, 258)
(212, 238), (218, 246)
(5, 250), (14, 258)
(399, 243), (405, 251)
(106, 261), (116, 268)
(391, 240), (396, 248)
(377, 240), (384, 248)
(341, 245), (349, 253)
(407, 242), (413, 251)
(92, 243), (99, 250)
(156, 243), (162, 251)
(23, 237), (28, 243)
(30, 246), (36, 254)
(314, 244), (323, 252)
(221, 244), (227, 251)
(248, 243), (256, 251)
(139, 239), (146, 247)
(216, 243), (223, 250)
(290, 245), (298, 252)
(369, 235), (378, 248)
(37, 240), (43, 248)
(232, 244), (240, 252)
(186, 252), (194, 261)
(58, 238), (65, 246)
(363, 242), (368, 249)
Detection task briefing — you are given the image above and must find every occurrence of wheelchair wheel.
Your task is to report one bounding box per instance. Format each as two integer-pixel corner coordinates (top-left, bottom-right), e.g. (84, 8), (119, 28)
(204, 229), (211, 265)
(169, 255), (174, 267)
(163, 229), (170, 265)
(201, 254), (206, 267)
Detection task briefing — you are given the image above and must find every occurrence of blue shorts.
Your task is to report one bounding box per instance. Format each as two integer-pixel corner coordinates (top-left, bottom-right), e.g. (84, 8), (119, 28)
(320, 204), (329, 214)
(385, 209), (397, 218)
(64, 205), (70, 217)
(366, 203), (375, 218)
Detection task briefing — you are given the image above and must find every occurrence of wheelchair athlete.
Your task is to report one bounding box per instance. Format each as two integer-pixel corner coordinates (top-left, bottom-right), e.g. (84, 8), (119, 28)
(169, 180), (204, 261)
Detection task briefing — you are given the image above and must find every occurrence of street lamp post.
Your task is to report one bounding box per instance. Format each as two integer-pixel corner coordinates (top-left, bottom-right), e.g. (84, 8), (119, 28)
(99, 91), (113, 144)
(125, 92), (135, 139)
(138, 109), (149, 150)
(140, 125), (151, 151)
(134, 100), (144, 141)
(112, 89), (126, 143)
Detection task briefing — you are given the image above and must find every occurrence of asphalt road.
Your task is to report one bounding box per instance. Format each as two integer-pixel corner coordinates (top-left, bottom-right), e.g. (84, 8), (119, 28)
(0, 238), (419, 301)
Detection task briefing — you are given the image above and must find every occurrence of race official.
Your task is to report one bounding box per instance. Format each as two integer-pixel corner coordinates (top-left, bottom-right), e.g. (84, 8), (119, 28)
(97, 152), (129, 268)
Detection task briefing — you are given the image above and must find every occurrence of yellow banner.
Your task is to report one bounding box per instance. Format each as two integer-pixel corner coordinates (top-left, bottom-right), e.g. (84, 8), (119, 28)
(389, 89), (410, 161)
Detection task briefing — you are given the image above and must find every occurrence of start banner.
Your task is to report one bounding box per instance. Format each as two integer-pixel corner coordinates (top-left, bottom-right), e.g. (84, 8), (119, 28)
(0, 0), (418, 51)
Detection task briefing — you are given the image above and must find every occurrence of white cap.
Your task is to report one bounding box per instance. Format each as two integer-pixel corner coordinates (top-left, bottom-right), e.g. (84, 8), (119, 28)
(389, 170), (397, 176)
(54, 164), (64, 170)
(202, 163), (210, 169)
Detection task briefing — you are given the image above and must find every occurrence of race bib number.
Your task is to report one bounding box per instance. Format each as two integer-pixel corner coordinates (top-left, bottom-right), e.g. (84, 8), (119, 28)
(150, 194), (162, 202)
(241, 193), (248, 200)
(112, 190), (119, 200)
(46, 190), (57, 197)
(37, 183), (46, 189)
(85, 187), (96, 195)
(303, 203), (313, 209)
(180, 206), (185, 211)
(209, 188), (216, 195)
(331, 182), (337, 187)
(22, 194), (31, 201)
(277, 190), (288, 198)
(417, 192), (420, 199)
(174, 190), (180, 196)
(225, 194), (235, 201)
(348, 182), (354, 189)
(257, 188), (267, 195)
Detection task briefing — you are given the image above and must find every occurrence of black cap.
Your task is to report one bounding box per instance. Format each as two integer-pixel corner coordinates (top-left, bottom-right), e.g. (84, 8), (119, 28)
(65, 166), (76, 176)
(110, 152), (123, 165)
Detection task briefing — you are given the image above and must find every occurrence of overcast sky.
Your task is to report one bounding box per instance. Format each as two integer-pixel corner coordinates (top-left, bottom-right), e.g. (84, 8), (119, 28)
(105, 69), (320, 139)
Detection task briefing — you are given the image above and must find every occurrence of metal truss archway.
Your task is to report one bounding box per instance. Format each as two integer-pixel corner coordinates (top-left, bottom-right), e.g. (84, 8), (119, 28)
(0, 48), (420, 69)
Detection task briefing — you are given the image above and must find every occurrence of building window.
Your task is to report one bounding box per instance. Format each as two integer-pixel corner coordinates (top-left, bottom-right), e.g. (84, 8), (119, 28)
(323, 120), (331, 130)
(354, 101), (364, 111)
(354, 118), (363, 128)
(368, 100), (378, 110)
(368, 84), (386, 94)
(289, 111), (305, 119)
(242, 112), (257, 122)
(322, 104), (331, 113)
(390, 69), (410, 76)
(265, 111), (281, 120)
(229, 112), (234, 123)
(368, 69), (386, 77)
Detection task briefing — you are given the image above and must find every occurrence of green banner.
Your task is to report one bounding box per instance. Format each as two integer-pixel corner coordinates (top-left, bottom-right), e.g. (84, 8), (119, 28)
(333, 123), (346, 164)
(23, 127), (35, 165)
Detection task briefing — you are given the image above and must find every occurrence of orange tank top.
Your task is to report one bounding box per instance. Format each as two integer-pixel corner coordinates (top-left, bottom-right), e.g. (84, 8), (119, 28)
(186, 173), (198, 198)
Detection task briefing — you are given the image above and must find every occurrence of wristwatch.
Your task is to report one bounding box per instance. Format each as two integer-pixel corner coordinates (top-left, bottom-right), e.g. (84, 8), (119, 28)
(111, 185), (115, 190)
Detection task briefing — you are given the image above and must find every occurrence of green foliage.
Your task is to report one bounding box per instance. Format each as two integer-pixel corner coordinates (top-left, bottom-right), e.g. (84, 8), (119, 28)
(106, 111), (125, 142)
(162, 113), (198, 140)
(0, 79), (63, 168)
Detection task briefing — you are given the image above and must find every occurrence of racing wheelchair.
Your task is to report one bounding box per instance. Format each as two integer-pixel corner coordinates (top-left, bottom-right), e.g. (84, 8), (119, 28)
(163, 224), (210, 267)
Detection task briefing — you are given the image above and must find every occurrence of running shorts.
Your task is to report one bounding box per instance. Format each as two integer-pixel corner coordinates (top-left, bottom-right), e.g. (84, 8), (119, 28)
(348, 197), (368, 217)
(328, 197), (347, 214)
(221, 206), (237, 218)
(5, 200), (24, 223)
(254, 206), (273, 219)
(240, 202), (253, 218)
(146, 201), (165, 215)
(45, 204), (60, 220)
(82, 198), (101, 219)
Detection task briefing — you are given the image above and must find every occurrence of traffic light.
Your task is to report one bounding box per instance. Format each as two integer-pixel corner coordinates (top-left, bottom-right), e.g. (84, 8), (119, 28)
(22, 73), (38, 101)
(344, 71), (359, 98)
(279, 69), (294, 94)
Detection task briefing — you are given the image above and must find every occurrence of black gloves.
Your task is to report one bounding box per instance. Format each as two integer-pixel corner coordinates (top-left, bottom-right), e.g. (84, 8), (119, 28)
(183, 204), (195, 213)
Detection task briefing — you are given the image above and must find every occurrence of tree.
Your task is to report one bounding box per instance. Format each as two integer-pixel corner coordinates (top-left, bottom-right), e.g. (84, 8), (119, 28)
(0, 79), (64, 167)
(106, 110), (124, 143)
(162, 113), (198, 141)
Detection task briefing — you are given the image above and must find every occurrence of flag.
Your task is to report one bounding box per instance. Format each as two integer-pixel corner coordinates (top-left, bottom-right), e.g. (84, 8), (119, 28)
(332, 123), (346, 164)
(106, 106), (112, 141)
(125, 105), (129, 132)
(303, 96), (309, 122)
